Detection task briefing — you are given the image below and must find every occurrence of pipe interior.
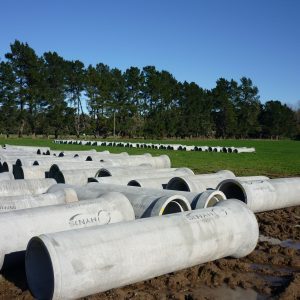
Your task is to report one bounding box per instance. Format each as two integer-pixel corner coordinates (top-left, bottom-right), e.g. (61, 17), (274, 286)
(127, 180), (141, 187)
(167, 178), (190, 191)
(26, 238), (54, 300)
(33, 161), (39, 166)
(219, 182), (246, 202)
(2, 162), (9, 172)
(53, 171), (65, 184)
(98, 169), (112, 177)
(162, 200), (185, 215)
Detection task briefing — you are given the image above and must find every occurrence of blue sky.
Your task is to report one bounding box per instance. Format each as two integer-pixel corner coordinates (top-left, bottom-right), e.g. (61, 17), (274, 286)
(0, 0), (299, 106)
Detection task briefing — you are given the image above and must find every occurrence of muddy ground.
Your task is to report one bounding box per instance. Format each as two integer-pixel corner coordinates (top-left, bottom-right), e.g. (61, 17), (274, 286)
(0, 206), (299, 300)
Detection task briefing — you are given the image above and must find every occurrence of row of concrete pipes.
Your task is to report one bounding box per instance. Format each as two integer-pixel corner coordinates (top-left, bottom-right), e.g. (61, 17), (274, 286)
(0, 145), (299, 299)
(53, 139), (256, 153)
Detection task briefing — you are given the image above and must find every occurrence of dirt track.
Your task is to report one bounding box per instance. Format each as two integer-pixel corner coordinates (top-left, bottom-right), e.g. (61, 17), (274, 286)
(0, 206), (299, 300)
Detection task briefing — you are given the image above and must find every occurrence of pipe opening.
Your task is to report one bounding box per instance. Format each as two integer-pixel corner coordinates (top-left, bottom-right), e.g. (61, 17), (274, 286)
(127, 180), (141, 187)
(2, 162), (9, 172)
(98, 169), (112, 177)
(13, 165), (24, 179)
(218, 181), (246, 203)
(15, 159), (22, 166)
(228, 148), (233, 153)
(233, 149), (238, 153)
(33, 161), (39, 166)
(86, 156), (93, 161)
(166, 177), (190, 191)
(58, 152), (64, 157)
(208, 147), (213, 152)
(162, 200), (184, 215)
(26, 238), (54, 300)
(52, 171), (65, 184)
(222, 147), (228, 153)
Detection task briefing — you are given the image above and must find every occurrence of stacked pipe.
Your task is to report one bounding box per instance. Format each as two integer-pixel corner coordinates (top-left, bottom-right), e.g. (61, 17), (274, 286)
(0, 144), (299, 300)
(52, 139), (256, 153)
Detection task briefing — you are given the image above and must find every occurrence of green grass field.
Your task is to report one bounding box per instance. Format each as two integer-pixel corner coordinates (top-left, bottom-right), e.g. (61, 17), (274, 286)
(1, 137), (299, 178)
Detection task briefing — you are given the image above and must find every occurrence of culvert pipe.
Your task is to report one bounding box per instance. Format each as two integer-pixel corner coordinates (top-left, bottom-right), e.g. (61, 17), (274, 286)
(0, 192), (134, 270)
(102, 154), (171, 168)
(0, 178), (56, 196)
(166, 170), (236, 192)
(233, 147), (256, 153)
(128, 176), (180, 189)
(25, 199), (258, 300)
(95, 165), (155, 177)
(48, 182), (225, 213)
(92, 168), (194, 186)
(0, 189), (78, 212)
(49, 168), (102, 185)
(217, 177), (300, 212)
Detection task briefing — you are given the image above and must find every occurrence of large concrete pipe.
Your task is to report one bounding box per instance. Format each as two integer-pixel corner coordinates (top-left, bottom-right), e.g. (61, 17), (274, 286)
(92, 168), (194, 186)
(0, 192), (134, 270)
(85, 152), (128, 161)
(217, 177), (300, 212)
(48, 182), (226, 213)
(25, 200), (258, 300)
(50, 168), (102, 185)
(195, 146), (209, 151)
(128, 176), (181, 189)
(0, 178), (56, 196)
(0, 189), (78, 212)
(0, 172), (14, 181)
(166, 170), (236, 192)
(95, 165), (155, 177)
(166, 173), (268, 193)
(103, 154), (171, 168)
(13, 165), (49, 179)
(233, 147), (256, 153)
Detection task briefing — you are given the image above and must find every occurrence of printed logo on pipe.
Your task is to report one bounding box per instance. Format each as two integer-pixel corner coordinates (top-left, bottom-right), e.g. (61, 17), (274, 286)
(185, 208), (228, 223)
(69, 210), (111, 227)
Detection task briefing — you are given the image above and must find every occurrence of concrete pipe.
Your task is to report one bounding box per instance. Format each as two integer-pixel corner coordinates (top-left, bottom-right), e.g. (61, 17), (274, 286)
(91, 168), (194, 186)
(95, 165), (155, 177)
(0, 189), (78, 212)
(233, 147), (256, 154)
(217, 177), (300, 212)
(166, 170), (236, 192)
(0, 172), (14, 181)
(50, 168), (102, 185)
(0, 178), (56, 196)
(48, 182), (225, 212)
(13, 165), (49, 179)
(103, 154), (171, 169)
(0, 192), (134, 270)
(25, 200), (258, 300)
(128, 175), (186, 189)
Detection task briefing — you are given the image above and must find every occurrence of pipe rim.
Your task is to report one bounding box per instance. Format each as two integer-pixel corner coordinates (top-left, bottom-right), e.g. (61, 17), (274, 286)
(156, 195), (191, 216)
(26, 236), (56, 300)
(217, 179), (247, 204)
(166, 177), (191, 192)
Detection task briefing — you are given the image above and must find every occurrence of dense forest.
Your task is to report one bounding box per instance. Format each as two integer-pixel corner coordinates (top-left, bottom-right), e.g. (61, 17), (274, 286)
(0, 40), (299, 139)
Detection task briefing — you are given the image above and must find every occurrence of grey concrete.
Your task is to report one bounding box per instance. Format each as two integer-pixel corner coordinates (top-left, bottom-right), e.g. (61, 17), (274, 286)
(48, 182), (191, 218)
(0, 192), (134, 270)
(232, 147), (256, 153)
(48, 182), (225, 213)
(3, 145), (50, 154)
(0, 172), (14, 181)
(25, 200), (258, 299)
(0, 178), (56, 196)
(217, 177), (300, 212)
(0, 189), (78, 212)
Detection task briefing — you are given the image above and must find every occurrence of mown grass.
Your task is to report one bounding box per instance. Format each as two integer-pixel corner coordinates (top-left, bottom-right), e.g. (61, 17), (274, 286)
(0, 137), (299, 178)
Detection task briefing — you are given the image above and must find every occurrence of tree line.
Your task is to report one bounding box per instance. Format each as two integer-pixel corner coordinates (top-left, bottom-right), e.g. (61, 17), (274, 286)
(0, 40), (299, 139)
